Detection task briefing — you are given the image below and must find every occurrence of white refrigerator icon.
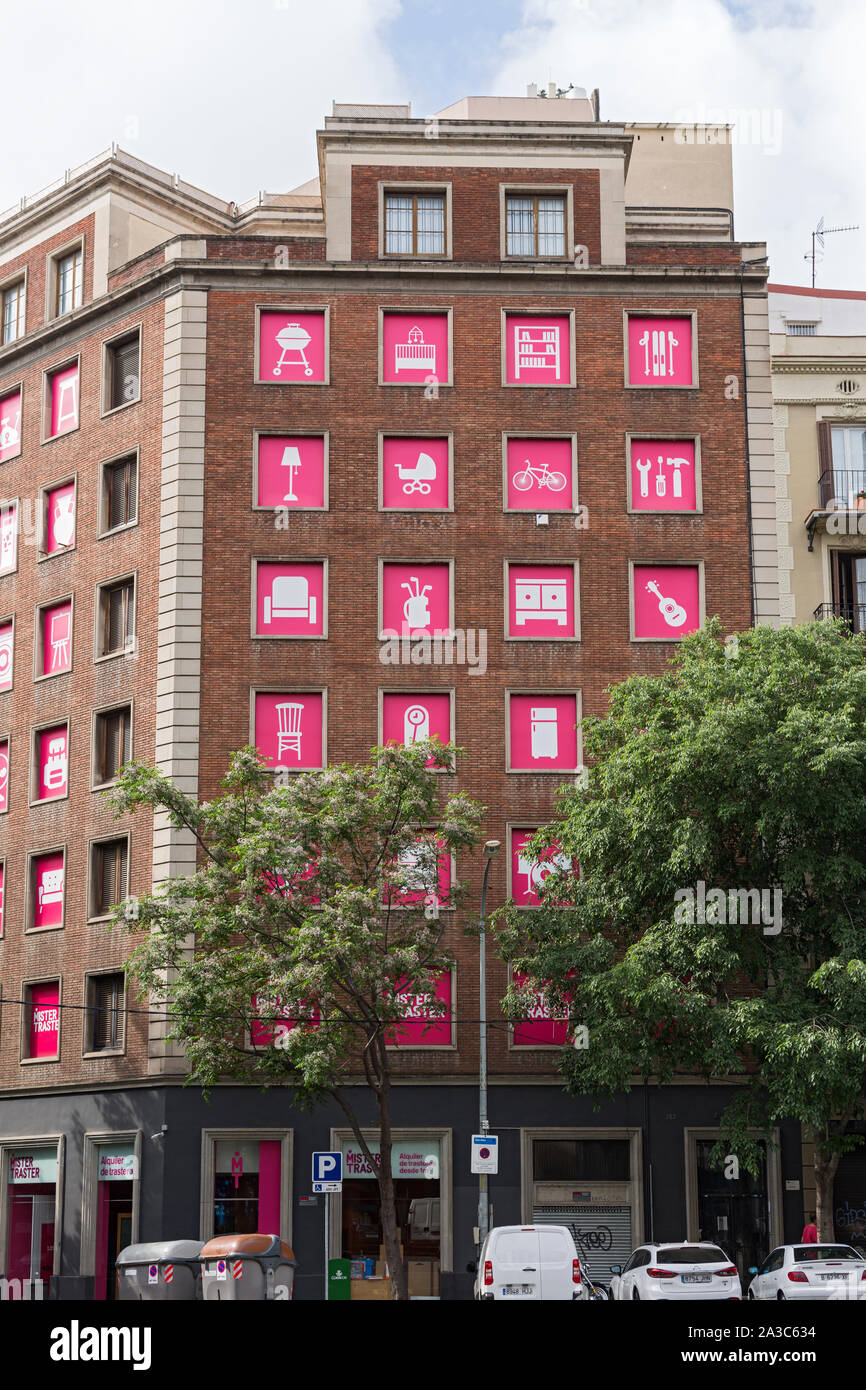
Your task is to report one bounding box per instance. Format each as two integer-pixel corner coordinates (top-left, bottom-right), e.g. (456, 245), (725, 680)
(530, 707), (558, 759)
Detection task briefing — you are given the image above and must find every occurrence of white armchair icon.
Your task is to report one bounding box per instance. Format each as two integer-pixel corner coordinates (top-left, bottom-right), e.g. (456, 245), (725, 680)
(38, 868), (64, 910)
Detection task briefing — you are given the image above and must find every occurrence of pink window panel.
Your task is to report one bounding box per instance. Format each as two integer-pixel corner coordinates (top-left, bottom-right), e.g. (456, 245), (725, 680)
(510, 827), (576, 908)
(0, 620), (13, 691)
(381, 312), (449, 385)
(29, 981), (60, 1058)
(0, 738), (8, 813)
(254, 691), (323, 770)
(0, 503), (18, 575)
(511, 969), (569, 1048)
(256, 435), (325, 509)
(386, 971), (452, 1047)
(255, 561), (325, 637)
(386, 838), (451, 908)
(258, 1140), (281, 1235)
(33, 852), (64, 929)
(631, 439), (697, 511)
(0, 389), (22, 463)
(508, 693), (578, 771)
(506, 437), (573, 510)
(0, 861), (4, 936)
(633, 564), (701, 639)
(507, 564), (576, 639)
(381, 692), (451, 764)
(250, 992), (319, 1046)
(505, 314), (572, 386)
(382, 437), (450, 510)
(258, 310), (327, 384)
(37, 725), (68, 801)
(49, 364), (79, 436)
(627, 316), (694, 386)
(262, 858), (320, 905)
(45, 482), (76, 553)
(42, 601), (72, 675)
(381, 562), (451, 637)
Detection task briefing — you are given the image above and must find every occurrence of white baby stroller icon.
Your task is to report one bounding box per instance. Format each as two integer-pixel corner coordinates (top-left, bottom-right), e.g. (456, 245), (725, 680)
(273, 322), (313, 377)
(395, 451), (437, 495)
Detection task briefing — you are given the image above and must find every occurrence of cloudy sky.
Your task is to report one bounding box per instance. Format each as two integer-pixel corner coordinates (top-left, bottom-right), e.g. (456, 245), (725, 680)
(3, 0), (863, 287)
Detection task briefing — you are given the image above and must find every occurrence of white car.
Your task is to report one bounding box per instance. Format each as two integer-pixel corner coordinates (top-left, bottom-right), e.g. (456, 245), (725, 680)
(608, 1242), (741, 1300)
(748, 1244), (866, 1300)
(473, 1225), (588, 1301)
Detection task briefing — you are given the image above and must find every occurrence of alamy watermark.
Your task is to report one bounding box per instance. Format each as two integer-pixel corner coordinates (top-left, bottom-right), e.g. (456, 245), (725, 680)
(379, 628), (487, 675)
(673, 105), (783, 157)
(675, 879), (782, 935)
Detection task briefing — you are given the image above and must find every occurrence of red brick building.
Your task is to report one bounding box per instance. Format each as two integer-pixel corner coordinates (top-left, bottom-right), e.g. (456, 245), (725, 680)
(0, 94), (788, 1300)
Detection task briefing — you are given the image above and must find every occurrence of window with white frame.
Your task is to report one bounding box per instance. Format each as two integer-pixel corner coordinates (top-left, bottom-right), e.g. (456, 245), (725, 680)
(54, 247), (83, 317)
(1, 279), (25, 344)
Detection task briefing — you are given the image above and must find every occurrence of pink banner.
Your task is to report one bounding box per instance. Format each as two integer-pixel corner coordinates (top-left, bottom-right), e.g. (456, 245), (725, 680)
(630, 439), (696, 511)
(49, 364), (79, 437)
(44, 482), (76, 553)
(507, 564), (575, 639)
(381, 692), (451, 764)
(261, 857), (320, 905)
(256, 435), (325, 509)
(511, 969), (569, 1048)
(382, 562), (450, 637)
(505, 314), (571, 386)
(250, 992), (319, 1046)
(254, 690), (323, 770)
(627, 316), (694, 386)
(510, 827), (575, 907)
(508, 693), (578, 771)
(33, 851), (64, 929)
(386, 971), (452, 1046)
(382, 436), (450, 510)
(0, 738), (8, 813)
(633, 564), (701, 639)
(381, 312), (449, 384)
(37, 725), (68, 801)
(42, 600), (72, 676)
(0, 503), (18, 575)
(255, 561), (325, 637)
(0, 619), (13, 691)
(258, 310), (327, 383)
(29, 981), (60, 1057)
(506, 437), (573, 510)
(386, 837), (451, 908)
(0, 861), (4, 936)
(0, 389), (22, 462)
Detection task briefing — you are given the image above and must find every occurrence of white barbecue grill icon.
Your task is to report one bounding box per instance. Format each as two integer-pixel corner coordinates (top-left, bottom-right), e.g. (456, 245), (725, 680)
(273, 322), (314, 377)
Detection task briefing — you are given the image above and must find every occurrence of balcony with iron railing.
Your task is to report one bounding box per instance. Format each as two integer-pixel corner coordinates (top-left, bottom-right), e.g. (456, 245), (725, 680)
(806, 470), (866, 549)
(813, 602), (866, 631)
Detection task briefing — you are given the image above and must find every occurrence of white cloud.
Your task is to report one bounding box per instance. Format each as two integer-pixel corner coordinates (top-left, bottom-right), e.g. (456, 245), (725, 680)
(491, 0), (866, 288)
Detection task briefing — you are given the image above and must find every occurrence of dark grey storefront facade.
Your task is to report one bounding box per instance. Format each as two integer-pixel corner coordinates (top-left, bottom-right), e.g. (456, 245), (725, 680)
(0, 1081), (806, 1300)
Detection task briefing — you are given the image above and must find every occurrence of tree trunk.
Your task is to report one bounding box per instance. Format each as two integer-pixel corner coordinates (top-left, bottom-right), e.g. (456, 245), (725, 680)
(377, 1073), (409, 1300)
(810, 1128), (841, 1243)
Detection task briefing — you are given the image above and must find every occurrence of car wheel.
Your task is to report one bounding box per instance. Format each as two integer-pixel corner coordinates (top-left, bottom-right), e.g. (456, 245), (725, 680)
(632, 1287), (640, 1301)
(777, 1290), (785, 1300)
(747, 1288), (756, 1300)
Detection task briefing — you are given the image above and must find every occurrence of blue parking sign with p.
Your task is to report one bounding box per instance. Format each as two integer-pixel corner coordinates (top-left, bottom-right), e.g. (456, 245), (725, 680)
(312, 1151), (342, 1183)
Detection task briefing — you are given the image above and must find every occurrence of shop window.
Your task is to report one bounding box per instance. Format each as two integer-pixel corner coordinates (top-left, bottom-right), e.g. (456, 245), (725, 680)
(100, 454), (138, 534)
(1, 278), (25, 344)
(340, 1138), (441, 1292)
(89, 837), (129, 919)
(6, 1146), (58, 1282)
(532, 1138), (630, 1181)
(23, 981), (60, 1060)
(86, 973), (125, 1053)
(36, 599), (73, 678)
(53, 246), (83, 317)
(96, 575), (135, 658)
(92, 703), (132, 787)
(212, 1139), (282, 1236)
(103, 330), (140, 412)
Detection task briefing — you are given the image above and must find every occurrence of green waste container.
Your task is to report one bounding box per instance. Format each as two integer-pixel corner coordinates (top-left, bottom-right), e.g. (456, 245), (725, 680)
(116, 1240), (203, 1301)
(200, 1234), (297, 1301)
(328, 1258), (352, 1300)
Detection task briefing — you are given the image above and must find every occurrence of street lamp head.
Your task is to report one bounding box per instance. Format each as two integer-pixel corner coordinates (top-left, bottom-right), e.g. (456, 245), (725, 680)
(483, 840), (501, 857)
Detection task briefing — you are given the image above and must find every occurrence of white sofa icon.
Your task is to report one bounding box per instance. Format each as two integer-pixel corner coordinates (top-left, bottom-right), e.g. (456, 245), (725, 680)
(38, 868), (64, 910)
(263, 575), (317, 626)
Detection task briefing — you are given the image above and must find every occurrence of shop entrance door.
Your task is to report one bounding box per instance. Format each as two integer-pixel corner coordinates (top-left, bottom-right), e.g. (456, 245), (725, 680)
(696, 1140), (769, 1280)
(108, 1210), (133, 1300)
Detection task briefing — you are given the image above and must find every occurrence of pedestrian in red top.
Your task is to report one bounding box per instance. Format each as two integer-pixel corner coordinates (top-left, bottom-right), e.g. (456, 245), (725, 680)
(801, 1212), (818, 1243)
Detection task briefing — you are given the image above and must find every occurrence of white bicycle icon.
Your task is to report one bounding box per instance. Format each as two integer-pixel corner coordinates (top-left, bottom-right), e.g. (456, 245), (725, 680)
(512, 458), (567, 492)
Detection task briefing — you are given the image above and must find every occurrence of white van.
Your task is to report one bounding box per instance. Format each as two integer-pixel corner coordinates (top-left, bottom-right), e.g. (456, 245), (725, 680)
(473, 1225), (587, 1301)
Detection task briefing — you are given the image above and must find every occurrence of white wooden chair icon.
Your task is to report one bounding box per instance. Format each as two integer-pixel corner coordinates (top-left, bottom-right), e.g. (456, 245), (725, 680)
(275, 702), (304, 760)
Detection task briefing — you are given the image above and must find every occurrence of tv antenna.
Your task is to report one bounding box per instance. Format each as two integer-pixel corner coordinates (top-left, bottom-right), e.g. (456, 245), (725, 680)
(805, 217), (859, 288)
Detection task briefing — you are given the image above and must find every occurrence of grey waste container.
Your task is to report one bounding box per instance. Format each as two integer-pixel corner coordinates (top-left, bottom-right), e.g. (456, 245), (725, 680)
(116, 1240), (204, 1301)
(200, 1234), (297, 1301)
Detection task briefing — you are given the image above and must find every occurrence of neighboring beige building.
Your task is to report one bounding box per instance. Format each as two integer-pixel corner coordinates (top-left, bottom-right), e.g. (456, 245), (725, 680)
(771, 284), (866, 627)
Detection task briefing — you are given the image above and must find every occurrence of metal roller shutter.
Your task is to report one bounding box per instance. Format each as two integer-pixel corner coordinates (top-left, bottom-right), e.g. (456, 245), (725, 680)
(533, 1204), (632, 1284)
(833, 1147), (866, 1237)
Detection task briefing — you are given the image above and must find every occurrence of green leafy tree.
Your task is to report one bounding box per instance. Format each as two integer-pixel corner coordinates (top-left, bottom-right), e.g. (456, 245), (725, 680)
(498, 620), (866, 1243)
(109, 741), (482, 1300)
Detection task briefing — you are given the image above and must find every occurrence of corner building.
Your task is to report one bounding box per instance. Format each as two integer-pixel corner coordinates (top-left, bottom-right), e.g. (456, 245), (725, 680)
(0, 94), (794, 1301)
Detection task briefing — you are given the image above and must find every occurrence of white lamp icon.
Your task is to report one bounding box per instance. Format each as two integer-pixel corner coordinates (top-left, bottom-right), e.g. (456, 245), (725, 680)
(280, 445), (303, 501)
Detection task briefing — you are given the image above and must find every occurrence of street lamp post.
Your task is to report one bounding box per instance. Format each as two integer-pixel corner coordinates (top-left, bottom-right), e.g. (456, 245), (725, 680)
(478, 839), (500, 1253)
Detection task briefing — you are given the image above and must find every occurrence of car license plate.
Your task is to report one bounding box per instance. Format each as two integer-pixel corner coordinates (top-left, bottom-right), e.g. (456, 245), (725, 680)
(503, 1284), (534, 1295)
(682, 1274), (711, 1283)
(820, 1272), (846, 1280)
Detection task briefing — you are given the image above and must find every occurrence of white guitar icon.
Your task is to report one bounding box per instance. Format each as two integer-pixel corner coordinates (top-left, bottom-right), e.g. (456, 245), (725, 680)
(645, 579), (687, 627)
